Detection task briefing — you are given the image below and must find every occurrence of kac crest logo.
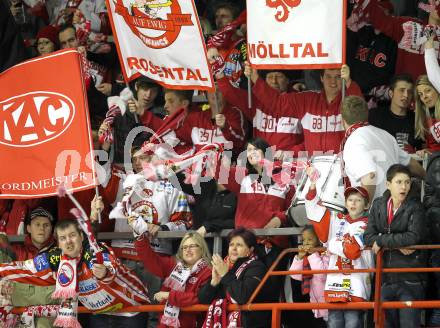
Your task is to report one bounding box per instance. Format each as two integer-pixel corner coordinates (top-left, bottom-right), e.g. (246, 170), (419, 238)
(113, 0), (194, 49)
(266, 0), (301, 22)
(0, 91), (75, 147)
(58, 262), (75, 287)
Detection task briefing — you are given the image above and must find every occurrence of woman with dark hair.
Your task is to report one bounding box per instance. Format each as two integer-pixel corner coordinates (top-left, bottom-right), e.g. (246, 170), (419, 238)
(219, 137), (294, 247)
(199, 227), (273, 328)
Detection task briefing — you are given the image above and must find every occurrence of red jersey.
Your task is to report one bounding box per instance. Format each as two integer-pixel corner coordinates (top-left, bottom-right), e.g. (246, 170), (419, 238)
(426, 117), (440, 152)
(218, 76), (304, 155)
(221, 166), (294, 247)
(252, 78), (363, 154)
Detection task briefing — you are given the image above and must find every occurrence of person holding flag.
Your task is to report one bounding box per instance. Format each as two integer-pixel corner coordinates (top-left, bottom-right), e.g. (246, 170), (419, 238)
(0, 218), (150, 327)
(139, 88), (246, 158)
(244, 63), (362, 155)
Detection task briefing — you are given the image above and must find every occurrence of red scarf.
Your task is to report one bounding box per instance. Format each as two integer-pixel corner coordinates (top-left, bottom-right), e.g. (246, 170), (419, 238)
(202, 256), (257, 328)
(301, 256), (312, 295)
(340, 122), (369, 188)
(387, 198), (401, 226)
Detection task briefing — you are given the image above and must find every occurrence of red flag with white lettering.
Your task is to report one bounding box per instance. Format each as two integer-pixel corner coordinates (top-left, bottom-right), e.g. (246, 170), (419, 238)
(247, 0), (346, 69)
(0, 50), (96, 199)
(106, 0), (214, 90)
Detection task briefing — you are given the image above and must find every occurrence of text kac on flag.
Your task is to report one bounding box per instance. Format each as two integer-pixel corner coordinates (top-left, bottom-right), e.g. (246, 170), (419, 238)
(247, 0), (346, 69)
(106, 0), (214, 91)
(0, 50), (96, 199)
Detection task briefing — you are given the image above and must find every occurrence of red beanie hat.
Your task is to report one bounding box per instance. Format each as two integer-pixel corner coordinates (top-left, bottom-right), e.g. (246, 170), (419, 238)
(36, 25), (59, 46)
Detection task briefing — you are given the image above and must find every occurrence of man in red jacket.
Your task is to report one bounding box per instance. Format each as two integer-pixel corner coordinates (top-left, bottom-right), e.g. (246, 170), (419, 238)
(245, 63), (363, 156)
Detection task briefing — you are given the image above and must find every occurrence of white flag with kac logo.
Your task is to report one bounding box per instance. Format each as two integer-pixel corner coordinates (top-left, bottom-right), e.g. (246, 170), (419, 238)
(247, 0), (346, 69)
(106, 0), (214, 90)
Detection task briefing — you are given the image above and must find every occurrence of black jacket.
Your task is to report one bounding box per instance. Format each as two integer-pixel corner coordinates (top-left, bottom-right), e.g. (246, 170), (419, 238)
(0, 0), (27, 73)
(347, 25), (397, 94)
(198, 257), (273, 328)
(176, 174), (235, 231)
(364, 194), (428, 283)
(423, 152), (440, 243)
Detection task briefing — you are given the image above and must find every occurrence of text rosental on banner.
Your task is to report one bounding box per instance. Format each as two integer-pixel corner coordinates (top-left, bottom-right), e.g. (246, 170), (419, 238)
(106, 0), (214, 91)
(247, 0), (346, 69)
(0, 50), (96, 199)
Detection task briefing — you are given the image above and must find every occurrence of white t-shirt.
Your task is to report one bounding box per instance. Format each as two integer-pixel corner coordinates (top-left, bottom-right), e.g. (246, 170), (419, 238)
(343, 125), (411, 201)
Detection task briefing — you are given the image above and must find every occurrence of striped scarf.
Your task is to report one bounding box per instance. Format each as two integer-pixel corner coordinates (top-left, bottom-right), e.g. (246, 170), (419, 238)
(301, 256), (312, 295)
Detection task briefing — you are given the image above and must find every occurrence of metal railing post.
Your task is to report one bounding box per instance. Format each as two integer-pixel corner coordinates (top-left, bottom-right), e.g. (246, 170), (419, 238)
(247, 248), (292, 304)
(374, 249), (384, 328)
(271, 307), (281, 328)
(213, 233), (222, 254)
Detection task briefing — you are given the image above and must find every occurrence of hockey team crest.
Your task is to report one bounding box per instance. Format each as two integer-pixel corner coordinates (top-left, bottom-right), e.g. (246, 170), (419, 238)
(112, 0), (194, 49)
(58, 262), (75, 287)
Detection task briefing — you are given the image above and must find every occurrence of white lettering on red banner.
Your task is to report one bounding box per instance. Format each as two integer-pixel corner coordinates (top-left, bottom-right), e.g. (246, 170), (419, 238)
(0, 50), (96, 199)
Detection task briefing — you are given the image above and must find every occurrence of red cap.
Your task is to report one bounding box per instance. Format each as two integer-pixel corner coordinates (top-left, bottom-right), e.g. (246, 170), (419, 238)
(36, 25), (59, 46)
(344, 186), (370, 203)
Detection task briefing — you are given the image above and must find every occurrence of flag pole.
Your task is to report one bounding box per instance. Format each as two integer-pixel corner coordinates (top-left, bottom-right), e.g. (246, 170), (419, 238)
(126, 81), (139, 123)
(213, 83), (222, 115)
(342, 78), (346, 100)
(247, 77), (252, 109)
(94, 185), (102, 224)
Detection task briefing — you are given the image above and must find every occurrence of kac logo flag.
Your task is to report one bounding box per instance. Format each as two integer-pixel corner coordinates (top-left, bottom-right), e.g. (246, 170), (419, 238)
(0, 50), (96, 199)
(247, 0), (346, 69)
(106, 0), (215, 90)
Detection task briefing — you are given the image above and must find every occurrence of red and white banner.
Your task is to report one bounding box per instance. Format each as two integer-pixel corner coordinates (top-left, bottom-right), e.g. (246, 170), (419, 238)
(247, 0), (346, 69)
(106, 0), (214, 90)
(0, 50), (96, 199)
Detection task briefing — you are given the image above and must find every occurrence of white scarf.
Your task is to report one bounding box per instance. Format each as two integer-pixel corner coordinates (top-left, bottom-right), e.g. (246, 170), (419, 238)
(395, 21), (440, 53)
(20, 305), (60, 328)
(51, 257), (81, 328)
(160, 259), (208, 327)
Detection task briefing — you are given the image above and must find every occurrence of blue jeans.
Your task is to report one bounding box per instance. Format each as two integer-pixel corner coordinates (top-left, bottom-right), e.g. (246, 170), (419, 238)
(89, 312), (148, 328)
(381, 280), (425, 328)
(327, 310), (363, 328)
